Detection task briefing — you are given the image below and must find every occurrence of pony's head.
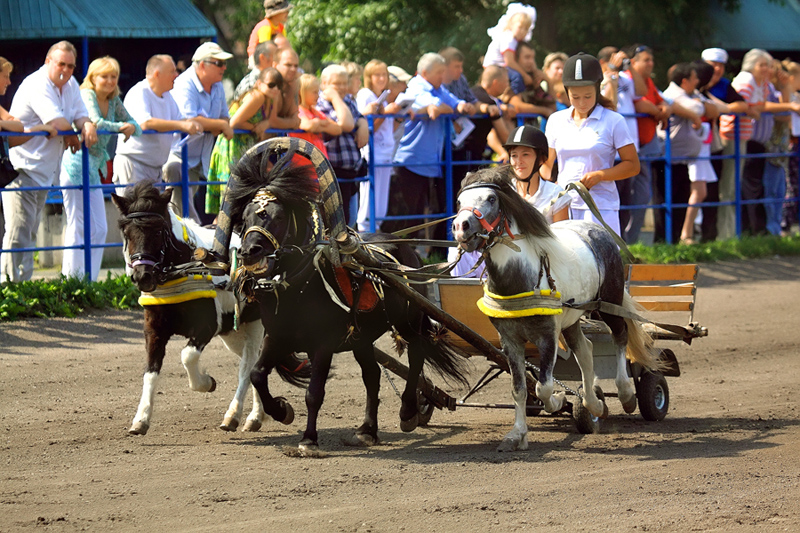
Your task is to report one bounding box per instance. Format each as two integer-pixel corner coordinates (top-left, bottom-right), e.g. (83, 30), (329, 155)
(227, 147), (319, 276)
(452, 166), (553, 252)
(112, 182), (174, 292)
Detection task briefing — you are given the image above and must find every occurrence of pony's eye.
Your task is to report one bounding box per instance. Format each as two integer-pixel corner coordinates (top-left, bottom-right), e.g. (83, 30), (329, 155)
(488, 195), (496, 204)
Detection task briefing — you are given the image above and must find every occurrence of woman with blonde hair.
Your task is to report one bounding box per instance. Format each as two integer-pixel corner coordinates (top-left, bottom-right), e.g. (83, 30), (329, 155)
(355, 59), (404, 232)
(206, 67), (283, 214)
(60, 56), (140, 280)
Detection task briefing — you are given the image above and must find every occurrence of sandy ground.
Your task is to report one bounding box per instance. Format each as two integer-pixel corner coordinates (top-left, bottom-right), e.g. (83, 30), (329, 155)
(1, 256), (799, 532)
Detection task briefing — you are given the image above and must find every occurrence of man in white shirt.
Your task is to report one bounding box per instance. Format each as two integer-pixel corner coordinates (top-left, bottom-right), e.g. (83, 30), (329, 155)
(162, 42), (234, 221)
(113, 55), (202, 194)
(3, 41), (98, 282)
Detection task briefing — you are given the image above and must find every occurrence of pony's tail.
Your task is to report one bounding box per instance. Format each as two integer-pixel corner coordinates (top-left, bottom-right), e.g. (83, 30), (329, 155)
(622, 292), (663, 372)
(420, 318), (471, 388)
(275, 352), (312, 388)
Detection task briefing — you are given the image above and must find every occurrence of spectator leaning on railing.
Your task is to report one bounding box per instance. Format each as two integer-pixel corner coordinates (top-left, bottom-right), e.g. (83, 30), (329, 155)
(3, 41), (97, 282)
(163, 42), (234, 222)
(113, 55), (203, 194)
(383, 52), (474, 239)
(717, 48), (769, 239)
(59, 56), (141, 281)
(700, 47), (746, 242)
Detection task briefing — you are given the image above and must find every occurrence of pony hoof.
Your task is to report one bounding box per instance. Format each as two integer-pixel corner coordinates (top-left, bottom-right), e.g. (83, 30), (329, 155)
(242, 419), (262, 432)
(220, 417), (239, 432)
(600, 401), (610, 419)
(276, 397), (294, 425)
(128, 422), (149, 436)
(621, 395), (637, 414)
(207, 376), (217, 393)
(400, 414), (419, 433)
(297, 439), (327, 458)
(496, 438), (524, 452)
(343, 433), (380, 447)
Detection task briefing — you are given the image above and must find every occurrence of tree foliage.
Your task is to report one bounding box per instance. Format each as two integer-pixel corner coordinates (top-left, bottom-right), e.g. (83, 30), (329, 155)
(193, 0), (748, 85)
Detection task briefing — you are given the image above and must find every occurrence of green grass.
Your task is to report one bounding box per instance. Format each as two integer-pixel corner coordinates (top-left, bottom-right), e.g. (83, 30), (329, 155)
(629, 234), (800, 264)
(0, 274), (140, 321)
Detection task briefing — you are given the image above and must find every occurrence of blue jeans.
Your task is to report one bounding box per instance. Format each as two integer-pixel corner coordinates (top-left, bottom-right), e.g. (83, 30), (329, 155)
(763, 162), (787, 236)
(625, 136), (661, 243)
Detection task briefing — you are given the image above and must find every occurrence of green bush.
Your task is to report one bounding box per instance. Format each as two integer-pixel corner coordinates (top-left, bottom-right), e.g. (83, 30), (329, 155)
(629, 234), (800, 264)
(0, 274), (140, 321)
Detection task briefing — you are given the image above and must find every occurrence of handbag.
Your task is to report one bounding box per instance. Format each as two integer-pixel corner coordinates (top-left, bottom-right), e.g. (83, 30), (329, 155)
(0, 138), (19, 188)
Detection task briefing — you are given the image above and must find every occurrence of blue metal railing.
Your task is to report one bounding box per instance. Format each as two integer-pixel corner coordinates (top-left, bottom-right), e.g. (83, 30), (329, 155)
(1, 111), (799, 281)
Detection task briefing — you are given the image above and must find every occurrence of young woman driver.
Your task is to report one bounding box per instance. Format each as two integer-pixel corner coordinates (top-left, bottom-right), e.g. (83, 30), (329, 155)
(450, 125), (569, 278)
(542, 52), (639, 235)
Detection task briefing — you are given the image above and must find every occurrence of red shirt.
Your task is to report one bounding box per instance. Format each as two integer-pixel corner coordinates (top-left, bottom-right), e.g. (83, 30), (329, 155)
(636, 75), (664, 145)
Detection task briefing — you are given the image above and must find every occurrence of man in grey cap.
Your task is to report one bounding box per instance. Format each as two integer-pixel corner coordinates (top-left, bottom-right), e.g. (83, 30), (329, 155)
(162, 42), (234, 221)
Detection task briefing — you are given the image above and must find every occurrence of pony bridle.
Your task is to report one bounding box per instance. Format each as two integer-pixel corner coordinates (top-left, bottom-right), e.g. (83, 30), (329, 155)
(123, 212), (173, 279)
(457, 184), (516, 250)
(241, 188), (321, 278)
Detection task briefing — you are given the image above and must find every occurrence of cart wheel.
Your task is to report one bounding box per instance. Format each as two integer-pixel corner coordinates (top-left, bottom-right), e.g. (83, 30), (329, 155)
(573, 385), (605, 434)
(416, 389), (434, 426)
(636, 371), (669, 421)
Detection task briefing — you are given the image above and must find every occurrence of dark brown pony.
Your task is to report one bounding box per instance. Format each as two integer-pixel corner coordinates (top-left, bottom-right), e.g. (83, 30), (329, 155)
(112, 183), (308, 435)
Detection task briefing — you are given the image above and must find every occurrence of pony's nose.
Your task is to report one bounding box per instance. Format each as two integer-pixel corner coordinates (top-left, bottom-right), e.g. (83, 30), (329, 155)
(453, 217), (471, 234)
(134, 270), (156, 292)
(240, 242), (265, 264)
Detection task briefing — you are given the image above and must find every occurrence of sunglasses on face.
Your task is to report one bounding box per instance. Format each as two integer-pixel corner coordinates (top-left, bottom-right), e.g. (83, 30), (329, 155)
(204, 60), (226, 68)
(56, 61), (76, 70)
(266, 81), (279, 88)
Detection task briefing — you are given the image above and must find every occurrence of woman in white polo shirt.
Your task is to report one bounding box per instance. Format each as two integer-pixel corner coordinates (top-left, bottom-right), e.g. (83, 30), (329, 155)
(542, 52), (639, 235)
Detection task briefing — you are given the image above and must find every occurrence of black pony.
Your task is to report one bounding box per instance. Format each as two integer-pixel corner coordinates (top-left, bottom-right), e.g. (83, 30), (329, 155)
(226, 148), (469, 454)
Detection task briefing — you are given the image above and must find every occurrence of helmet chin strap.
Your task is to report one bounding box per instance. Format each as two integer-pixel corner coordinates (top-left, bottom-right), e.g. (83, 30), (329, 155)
(515, 158), (540, 195)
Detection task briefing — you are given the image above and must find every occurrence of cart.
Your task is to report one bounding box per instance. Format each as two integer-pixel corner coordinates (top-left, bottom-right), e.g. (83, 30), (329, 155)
(374, 263), (708, 433)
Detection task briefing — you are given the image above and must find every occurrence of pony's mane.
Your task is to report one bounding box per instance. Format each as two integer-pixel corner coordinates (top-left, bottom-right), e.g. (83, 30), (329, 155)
(461, 167), (554, 239)
(227, 148), (319, 223)
(123, 181), (170, 217)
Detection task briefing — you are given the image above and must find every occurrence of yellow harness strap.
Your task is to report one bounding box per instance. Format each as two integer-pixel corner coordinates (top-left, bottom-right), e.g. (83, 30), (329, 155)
(138, 274), (217, 306)
(477, 287), (564, 318)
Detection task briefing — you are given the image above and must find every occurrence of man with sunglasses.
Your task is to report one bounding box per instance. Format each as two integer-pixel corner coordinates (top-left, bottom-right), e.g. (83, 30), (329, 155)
(3, 40), (98, 282)
(163, 42), (234, 222)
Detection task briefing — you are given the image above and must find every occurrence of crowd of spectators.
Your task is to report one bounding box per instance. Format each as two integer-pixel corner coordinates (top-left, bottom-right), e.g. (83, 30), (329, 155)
(2, 0), (800, 280)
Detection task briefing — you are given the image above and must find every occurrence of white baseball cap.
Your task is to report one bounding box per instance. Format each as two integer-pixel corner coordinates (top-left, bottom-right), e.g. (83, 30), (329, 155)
(701, 48), (729, 64)
(192, 42), (233, 62)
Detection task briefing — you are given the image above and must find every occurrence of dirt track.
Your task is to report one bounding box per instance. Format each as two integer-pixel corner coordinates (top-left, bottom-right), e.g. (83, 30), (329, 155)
(1, 256), (799, 532)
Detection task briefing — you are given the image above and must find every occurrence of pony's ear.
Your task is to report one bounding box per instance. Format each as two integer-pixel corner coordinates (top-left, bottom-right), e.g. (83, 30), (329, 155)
(111, 193), (130, 214)
(161, 187), (173, 204)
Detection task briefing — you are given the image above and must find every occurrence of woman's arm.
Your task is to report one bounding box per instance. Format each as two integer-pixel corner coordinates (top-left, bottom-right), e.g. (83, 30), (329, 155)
(552, 206), (569, 222)
(230, 91), (267, 130)
(540, 147), (557, 181)
(580, 143), (639, 189)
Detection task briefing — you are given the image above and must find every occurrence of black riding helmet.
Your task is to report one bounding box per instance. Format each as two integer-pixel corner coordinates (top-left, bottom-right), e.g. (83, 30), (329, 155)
(562, 52), (603, 87)
(503, 125), (548, 188)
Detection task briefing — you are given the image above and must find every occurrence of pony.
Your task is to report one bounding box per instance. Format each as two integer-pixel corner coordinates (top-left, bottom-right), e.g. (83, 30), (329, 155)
(225, 146), (469, 454)
(111, 182), (308, 435)
(452, 168), (658, 451)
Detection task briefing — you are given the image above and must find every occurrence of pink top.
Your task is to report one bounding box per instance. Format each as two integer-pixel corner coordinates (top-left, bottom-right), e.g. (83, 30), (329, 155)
(289, 106), (328, 160)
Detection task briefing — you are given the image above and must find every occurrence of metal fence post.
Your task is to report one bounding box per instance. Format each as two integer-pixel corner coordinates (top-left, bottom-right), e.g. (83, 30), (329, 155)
(443, 116), (453, 235)
(80, 138), (92, 279)
(664, 117), (673, 244)
(734, 115), (742, 237)
(367, 115), (377, 233)
(180, 134), (190, 218)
